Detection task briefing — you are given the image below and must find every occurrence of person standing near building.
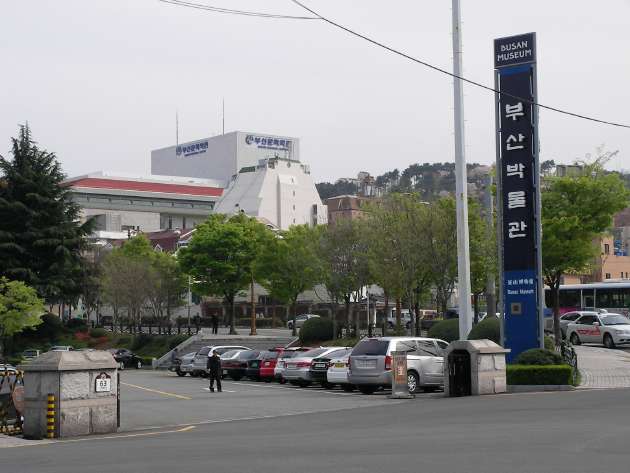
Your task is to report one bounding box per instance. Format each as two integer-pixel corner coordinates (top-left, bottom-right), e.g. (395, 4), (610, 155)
(211, 313), (219, 335)
(207, 350), (222, 392)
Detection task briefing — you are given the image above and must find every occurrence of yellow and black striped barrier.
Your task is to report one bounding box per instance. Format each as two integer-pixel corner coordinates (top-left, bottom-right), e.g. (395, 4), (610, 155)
(46, 394), (55, 439)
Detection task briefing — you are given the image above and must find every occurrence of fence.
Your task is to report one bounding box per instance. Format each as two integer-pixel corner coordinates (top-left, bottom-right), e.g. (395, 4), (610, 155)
(0, 366), (24, 436)
(558, 341), (579, 385)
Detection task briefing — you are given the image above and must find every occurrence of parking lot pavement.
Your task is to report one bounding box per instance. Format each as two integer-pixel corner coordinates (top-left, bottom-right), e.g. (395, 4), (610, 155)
(118, 370), (424, 431)
(575, 345), (630, 388)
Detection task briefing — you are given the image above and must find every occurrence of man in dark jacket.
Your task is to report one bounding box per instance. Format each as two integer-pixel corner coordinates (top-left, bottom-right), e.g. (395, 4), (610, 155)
(207, 350), (222, 392)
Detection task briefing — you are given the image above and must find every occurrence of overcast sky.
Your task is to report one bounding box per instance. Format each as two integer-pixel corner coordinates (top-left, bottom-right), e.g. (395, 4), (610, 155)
(2, 0), (629, 182)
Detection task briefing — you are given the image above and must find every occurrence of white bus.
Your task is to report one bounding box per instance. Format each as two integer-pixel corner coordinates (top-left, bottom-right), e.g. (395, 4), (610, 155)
(544, 282), (630, 316)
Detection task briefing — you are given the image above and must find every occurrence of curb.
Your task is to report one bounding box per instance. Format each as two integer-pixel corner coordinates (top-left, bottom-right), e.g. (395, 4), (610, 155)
(507, 384), (575, 393)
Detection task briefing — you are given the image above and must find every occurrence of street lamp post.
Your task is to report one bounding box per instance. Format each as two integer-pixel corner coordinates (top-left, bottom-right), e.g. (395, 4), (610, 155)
(452, 0), (473, 339)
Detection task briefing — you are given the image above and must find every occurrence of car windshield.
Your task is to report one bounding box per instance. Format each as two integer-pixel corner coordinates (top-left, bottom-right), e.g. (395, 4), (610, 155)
(301, 348), (328, 358)
(325, 348), (351, 359)
(351, 340), (389, 356)
(198, 347), (211, 356)
(600, 314), (630, 326)
(239, 351), (260, 360)
(260, 351), (279, 360)
(221, 350), (239, 358)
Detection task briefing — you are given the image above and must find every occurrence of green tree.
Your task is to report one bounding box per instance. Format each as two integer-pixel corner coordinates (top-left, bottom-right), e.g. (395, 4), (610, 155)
(543, 158), (629, 343)
(147, 252), (187, 333)
(468, 198), (496, 323)
(0, 125), (92, 304)
(178, 215), (257, 335)
(262, 225), (324, 336)
(0, 277), (45, 357)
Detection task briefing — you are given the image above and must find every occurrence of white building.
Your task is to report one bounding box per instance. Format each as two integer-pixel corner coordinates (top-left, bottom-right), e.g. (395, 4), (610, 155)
(63, 172), (224, 234)
(151, 131), (299, 184)
(213, 157), (327, 229)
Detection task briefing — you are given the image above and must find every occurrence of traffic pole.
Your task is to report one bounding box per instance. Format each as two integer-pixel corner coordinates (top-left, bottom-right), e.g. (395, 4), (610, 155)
(452, 0), (473, 339)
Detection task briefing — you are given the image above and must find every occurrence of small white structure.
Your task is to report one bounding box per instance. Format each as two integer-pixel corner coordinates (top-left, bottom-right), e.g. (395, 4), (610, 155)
(444, 339), (509, 396)
(214, 157), (327, 229)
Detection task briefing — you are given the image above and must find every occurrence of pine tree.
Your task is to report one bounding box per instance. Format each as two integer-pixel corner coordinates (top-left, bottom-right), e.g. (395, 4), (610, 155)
(0, 125), (92, 304)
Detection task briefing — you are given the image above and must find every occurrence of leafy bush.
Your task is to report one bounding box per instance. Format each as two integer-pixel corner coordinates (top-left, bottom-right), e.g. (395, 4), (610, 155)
(427, 319), (459, 342)
(89, 328), (107, 338)
(515, 348), (563, 366)
(300, 317), (333, 343)
(544, 336), (555, 351)
(468, 317), (500, 344)
(24, 313), (64, 342)
(131, 333), (153, 351)
(506, 365), (572, 385)
(66, 318), (88, 332)
(168, 335), (189, 349)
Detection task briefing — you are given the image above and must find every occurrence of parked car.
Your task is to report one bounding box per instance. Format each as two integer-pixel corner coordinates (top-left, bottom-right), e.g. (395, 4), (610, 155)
(273, 347), (313, 383)
(49, 346), (74, 352)
(258, 349), (282, 382)
(287, 314), (320, 330)
(386, 310), (412, 329)
(326, 352), (354, 391)
(174, 351), (197, 377)
(284, 347), (351, 387)
(191, 345), (251, 377)
(566, 312), (630, 348)
(310, 348), (352, 388)
(348, 337), (447, 394)
(222, 350), (261, 380)
(108, 348), (142, 369)
(246, 351), (277, 380)
(21, 349), (41, 361)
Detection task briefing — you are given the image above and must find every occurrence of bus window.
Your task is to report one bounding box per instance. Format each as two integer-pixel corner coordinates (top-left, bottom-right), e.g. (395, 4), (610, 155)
(558, 289), (580, 309)
(582, 288), (594, 307)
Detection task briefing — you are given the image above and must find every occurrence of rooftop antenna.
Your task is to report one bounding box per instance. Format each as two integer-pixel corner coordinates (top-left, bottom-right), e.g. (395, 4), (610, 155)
(176, 109), (179, 146)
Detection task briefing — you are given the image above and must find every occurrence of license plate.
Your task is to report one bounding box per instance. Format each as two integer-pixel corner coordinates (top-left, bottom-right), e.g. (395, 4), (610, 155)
(251, 362), (258, 368)
(264, 362), (271, 367)
(357, 359), (377, 368)
(313, 363), (326, 369)
(334, 363), (345, 368)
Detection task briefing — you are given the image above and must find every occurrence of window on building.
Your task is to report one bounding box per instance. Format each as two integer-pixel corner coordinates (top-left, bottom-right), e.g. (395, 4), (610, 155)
(168, 217), (173, 230)
(605, 273), (611, 279)
(605, 243), (610, 255)
(182, 217), (187, 229)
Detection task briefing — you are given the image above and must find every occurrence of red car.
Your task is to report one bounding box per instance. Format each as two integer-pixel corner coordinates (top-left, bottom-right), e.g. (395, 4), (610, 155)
(259, 348), (284, 382)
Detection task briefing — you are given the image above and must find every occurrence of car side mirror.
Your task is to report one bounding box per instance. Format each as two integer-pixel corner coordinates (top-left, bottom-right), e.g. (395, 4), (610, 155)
(593, 322), (600, 326)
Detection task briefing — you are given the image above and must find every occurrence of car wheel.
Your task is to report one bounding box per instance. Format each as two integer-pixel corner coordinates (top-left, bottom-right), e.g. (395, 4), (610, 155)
(279, 377), (287, 385)
(136, 360), (142, 369)
(176, 369), (186, 377)
(341, 384), (354, 392)
(322, 382), (334, 390)
(263, 377), (272, 383)
(298, 380), (311, 388)
(407, 371), (419, 393)
(118, 362), (125, 371)
(358, 385), (377, 395)
(231, 373), (243, 381)
(604, 334), (616, 349)
(287, 323), (293, 330)
(570, 332), (581, 345)
(191, 371), (199, 377)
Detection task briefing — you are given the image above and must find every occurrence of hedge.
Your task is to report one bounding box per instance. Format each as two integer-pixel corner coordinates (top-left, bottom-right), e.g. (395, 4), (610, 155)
(515, 348), (563, 366)
(300, 317), (333, 344)
(468, 317), (500, 344)
(89, 328), (108, 338)
(506, 365), (573, 385)
(427, 319), (459, 342)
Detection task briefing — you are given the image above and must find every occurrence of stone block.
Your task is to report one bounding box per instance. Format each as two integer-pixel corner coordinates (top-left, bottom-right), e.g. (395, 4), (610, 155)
(61, 372), (90, 400)
(60, 407), (91, 437)
(92, 404), (117, 434)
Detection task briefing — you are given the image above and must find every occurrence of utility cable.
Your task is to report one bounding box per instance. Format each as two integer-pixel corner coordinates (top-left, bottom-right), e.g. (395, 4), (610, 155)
(290, 0), (630, 129)
(159, 0), (319, 20)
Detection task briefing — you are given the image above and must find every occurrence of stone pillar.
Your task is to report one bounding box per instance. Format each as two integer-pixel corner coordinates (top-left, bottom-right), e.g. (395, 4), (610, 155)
(20, 351), (118, 439)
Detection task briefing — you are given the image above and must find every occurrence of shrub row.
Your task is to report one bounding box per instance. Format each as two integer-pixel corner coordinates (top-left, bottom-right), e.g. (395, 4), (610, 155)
(300, 318), (334, 343)
(506, 365), (573, 385)
(427, 317), (501, 344)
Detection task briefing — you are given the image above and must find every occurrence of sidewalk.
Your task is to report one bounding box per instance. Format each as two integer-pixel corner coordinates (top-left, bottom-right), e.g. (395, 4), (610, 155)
(0, 435), (51, 448)
(575, 345), (630, 389)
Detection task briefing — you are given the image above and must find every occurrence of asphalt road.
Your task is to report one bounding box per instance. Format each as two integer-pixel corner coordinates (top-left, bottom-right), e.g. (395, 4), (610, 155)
(4, 372), (630, 473)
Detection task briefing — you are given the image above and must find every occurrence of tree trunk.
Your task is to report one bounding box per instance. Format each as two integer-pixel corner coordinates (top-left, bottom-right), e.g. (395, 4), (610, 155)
(331, 301), (338, 339)
(271, 300), (276, 328)
(291, 301), (297, 337)
(250, 278), (257, 336)
(229, 296), (237, 335)
(383, 292), (389, 336)
(414, 298), (421, 337)
(473, 293), (479, 325)
(395, 298), (402, 330)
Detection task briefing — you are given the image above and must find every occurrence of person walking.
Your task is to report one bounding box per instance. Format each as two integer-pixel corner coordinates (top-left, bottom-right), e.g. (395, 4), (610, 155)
(211, 313), (219, 335)
(207, 350), (222, 392)
(170, 347), (179, 370)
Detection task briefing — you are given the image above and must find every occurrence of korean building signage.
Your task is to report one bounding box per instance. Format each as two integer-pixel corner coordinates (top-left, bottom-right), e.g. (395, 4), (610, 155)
(494, 32), (542, 362)
(245, 134), (292, 153)
(176, 141), (208, 157)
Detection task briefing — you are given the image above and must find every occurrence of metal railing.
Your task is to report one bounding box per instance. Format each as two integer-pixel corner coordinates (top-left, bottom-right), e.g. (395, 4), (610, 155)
(557, 341), (579, 385)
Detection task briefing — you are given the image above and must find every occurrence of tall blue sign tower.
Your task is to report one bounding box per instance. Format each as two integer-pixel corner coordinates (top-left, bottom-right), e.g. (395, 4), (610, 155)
(494, 33), (544, 362)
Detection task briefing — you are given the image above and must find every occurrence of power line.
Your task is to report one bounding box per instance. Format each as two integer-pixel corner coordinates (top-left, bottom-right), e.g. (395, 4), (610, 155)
(159, 0), (319, 20)
(290, 0), (630, 130)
